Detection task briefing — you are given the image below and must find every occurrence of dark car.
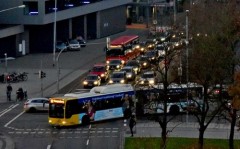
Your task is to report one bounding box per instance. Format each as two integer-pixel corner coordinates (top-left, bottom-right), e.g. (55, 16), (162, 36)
(107, 59), (124, 71)
(144, 50), (159, 63)
(125, 60), (141, 74)
(77, 39), (87, 47)
(145, 39), (156, 50)
(83, 74), (101, 88)
(108, 71), (127, 84)
(56, 41), (68, 52)
(136, 56), (151, 69)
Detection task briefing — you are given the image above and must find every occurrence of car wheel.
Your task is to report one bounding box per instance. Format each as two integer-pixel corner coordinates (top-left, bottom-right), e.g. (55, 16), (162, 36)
(29, 107), (36, 113)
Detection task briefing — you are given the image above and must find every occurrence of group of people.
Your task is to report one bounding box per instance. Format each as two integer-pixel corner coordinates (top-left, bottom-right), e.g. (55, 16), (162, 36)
(122, 94), (137, 137)
(6, 84), (27, 101)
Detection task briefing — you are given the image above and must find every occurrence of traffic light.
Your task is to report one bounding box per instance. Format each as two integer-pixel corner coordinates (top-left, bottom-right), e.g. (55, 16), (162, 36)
(39, 70), (46, 79)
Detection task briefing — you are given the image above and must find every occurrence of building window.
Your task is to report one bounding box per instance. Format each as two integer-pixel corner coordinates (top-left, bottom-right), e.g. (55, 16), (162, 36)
(23, 1), (38, 15)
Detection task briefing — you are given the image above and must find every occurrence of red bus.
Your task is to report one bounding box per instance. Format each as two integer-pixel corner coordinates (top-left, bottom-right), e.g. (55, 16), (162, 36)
(106, 35), (140, 64)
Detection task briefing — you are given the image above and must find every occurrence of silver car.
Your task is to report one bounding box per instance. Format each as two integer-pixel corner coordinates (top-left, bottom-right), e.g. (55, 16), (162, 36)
(68, 39), (81, 51)
(24, 98), (49, 112)
(121, 66), (136, 81)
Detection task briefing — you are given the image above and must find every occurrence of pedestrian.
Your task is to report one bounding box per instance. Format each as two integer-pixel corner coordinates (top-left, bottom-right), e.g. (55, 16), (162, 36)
(129, 115), (136, 137)
(6, 84), (12, 101)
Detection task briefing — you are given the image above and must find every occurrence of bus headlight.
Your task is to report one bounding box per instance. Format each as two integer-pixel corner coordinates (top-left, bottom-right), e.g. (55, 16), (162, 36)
(94, 81), (98, 85)
(120, 80), (125, 83)
(149, 80), (154, 84)
(49, 120), (52, 123)
(62, 121), (66, 124)
(83, 81), (88, 85)
(109, 80), (113, 84)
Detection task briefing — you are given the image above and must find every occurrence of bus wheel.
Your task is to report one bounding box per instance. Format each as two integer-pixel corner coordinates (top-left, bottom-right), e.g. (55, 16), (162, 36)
(82, 115), (90, 126)
(169, 105), (180, 115)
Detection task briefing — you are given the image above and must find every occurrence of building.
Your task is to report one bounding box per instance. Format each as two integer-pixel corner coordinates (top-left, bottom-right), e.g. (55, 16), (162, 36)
(0, 0), (131, 58)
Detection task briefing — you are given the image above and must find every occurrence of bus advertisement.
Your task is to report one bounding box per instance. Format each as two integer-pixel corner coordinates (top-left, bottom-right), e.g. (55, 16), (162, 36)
(106, 35), (140, 64)
(48, 84), (135, 127)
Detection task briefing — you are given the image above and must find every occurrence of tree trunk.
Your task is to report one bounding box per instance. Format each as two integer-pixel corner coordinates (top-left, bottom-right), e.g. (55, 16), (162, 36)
(229, 109), (237, 149)
(161, 123), (167, 149)
(198, 125), (204, 149)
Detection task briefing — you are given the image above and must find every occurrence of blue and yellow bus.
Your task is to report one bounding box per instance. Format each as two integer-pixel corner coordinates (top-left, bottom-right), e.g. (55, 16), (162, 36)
(48, 84), (135, 127)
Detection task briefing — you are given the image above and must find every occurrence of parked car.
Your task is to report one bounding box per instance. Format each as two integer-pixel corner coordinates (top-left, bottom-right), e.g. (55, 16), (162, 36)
(125, 60), (141, 74)
(89, 63), (109, 82)
(121, 66), (136, 81)
(77, 39), (87, 47)
(137, 71), (157, 86)
(83, 74), (101, 88)
(107, 59), (124, 71)
(68, 39), (81, 51)
(24, 98), (49, 113)
(108, 71), (127, 84)
(56, 41), (68, 52)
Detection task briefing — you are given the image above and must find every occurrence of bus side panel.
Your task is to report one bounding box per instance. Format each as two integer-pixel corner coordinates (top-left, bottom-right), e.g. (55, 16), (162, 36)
(78, 113), (86, 124)
(94, 107), (123, 121)
(65, 115), (80, 126)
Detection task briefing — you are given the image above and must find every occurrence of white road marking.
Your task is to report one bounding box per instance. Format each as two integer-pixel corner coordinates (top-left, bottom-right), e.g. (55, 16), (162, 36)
(4, 111), (24, 127)
(86, 139), (89, 145)
(0, 104), (19, 117)
(47, 145), (51, 149)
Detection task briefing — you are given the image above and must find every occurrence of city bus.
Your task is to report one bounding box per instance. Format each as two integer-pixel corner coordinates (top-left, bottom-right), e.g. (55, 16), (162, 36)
(105, 35), (140, 64)
(135, 83), (203, 115)
(48, 84), (135, 127)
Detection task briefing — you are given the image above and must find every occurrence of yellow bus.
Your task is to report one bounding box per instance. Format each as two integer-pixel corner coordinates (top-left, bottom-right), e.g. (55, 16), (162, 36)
(48, 84), (135, 127)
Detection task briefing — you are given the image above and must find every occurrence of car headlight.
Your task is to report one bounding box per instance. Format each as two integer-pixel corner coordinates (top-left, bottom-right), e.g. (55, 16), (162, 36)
(83, 81), (88, 85)
(116, 65), (120, 68)
(121, 60), (125, 64)
(127, 74), (132, 78)
(62, 121), (66, 124)
(151, 57), (155, 60)
(133, 67), (138, 71)
(120, 80), (125, 83)
(149, 80), (154, 84)
(109, 80), (113, 83)
(141, 48), (144, 51)
(106, 61), (110, 64)
(100, 73), (105, 77)
(136, 45), (140, 49)
(143, 62), (147, 66)
(140, 80), (144, 84)
(161, 38), (165, 41)
(94, 81), (98, 85)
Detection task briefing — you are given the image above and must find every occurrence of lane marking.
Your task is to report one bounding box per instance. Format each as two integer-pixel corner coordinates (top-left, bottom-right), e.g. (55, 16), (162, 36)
(0, 104), (19, 117)
(47, 145), (51, 149)
(4, 111), (24, 127)
(86, 139), (89, 145)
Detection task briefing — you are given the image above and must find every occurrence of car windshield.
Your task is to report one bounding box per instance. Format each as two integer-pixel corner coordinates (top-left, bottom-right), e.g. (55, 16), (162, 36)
(138, 57), (148, 61)
(122, 68), (131, 73)
(110, 60), (121, 64)
(111, 73), (124, 78)
(142, 73), (154, 78)
(126, 61), (138, 66)
(92, 66), (104, 72)
(86, 75), (98, 80)
(69, 40), (78, 44)
(145, 51), (155, 56)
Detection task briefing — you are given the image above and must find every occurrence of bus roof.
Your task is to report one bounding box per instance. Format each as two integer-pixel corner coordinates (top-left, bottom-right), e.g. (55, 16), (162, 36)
(64, 84), (134, 98)
(110, 35), (139, 46)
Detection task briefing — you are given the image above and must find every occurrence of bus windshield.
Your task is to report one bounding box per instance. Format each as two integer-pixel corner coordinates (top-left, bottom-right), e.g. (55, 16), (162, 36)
(106, 48), (124, 56)
(49, 103), (64, 118)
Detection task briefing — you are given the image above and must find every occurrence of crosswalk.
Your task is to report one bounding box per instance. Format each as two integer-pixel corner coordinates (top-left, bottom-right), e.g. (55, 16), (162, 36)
(7, 127), (120, 138)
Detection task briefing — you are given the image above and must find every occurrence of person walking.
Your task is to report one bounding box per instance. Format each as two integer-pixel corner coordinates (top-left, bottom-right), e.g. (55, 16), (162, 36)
(6, 84), (12, 101)
(129, 115), (136, 137)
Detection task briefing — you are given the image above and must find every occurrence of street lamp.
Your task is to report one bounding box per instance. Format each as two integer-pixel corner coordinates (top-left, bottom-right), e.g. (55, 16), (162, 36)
(4, 53), (8, 84)
(53, 0), (57, 67)
(0, 5), (25, 13)
(185, 9), (189, 123)
(56, 48), (65, 93)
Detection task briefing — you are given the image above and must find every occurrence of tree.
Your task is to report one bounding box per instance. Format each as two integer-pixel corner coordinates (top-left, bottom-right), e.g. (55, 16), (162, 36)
(187, 1), (240, 149)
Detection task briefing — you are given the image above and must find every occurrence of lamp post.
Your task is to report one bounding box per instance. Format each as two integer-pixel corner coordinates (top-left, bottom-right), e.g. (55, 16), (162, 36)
(4, 53), (8, 84)
(0, 5), (25, 13)
(56, 48), (65, 93)
(53, 0), (57, 67)
(185, 9), (189, 123)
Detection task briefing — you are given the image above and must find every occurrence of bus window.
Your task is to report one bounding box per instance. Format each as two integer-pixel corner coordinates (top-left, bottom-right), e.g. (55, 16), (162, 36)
(65, 100), (85, 118)
(49, 104), (64, 118)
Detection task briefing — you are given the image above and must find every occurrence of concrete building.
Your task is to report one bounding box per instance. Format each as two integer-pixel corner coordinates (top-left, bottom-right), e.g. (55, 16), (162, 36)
(0, 0), (131, 58)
